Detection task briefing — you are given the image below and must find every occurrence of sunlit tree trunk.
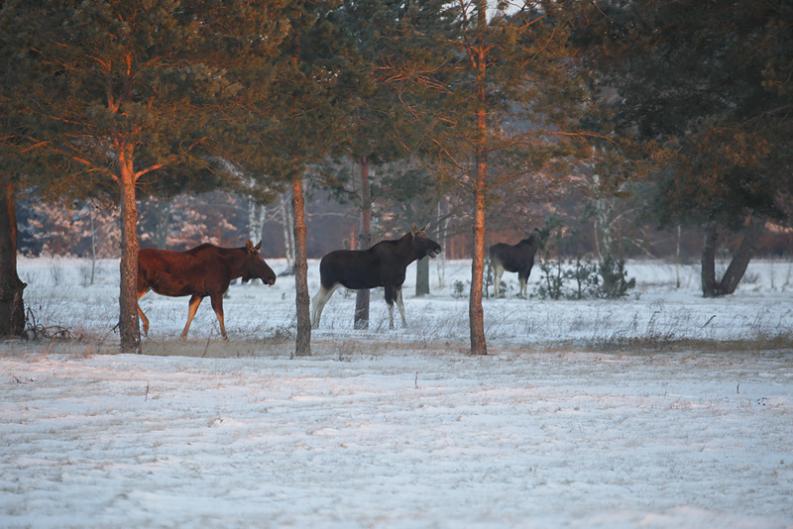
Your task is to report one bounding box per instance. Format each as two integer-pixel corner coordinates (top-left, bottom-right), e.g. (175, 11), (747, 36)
(469, 0), (488, 355)
(118, 147), (141, 354)
(0, 175), (25, 337)
(292, 172), (311, 356)
(354, 156), (371, 329)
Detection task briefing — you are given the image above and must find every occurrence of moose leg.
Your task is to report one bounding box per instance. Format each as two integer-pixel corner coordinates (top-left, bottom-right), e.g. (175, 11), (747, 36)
(396, 287), (408, 328)
(210, 293), (228, 340)
(136, 289), (150, 337)
(181, 294), (203, 339)
(311, 284), (338, 329)
(384, 285), (397, 330)
(493, 263), (504, 298)
(518, 275), (528, 298)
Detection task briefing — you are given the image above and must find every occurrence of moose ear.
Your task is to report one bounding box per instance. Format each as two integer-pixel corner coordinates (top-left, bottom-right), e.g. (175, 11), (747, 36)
(410, 224), (418, 234)
(245, 240), (254, 253)
(254, 241), (262, 251)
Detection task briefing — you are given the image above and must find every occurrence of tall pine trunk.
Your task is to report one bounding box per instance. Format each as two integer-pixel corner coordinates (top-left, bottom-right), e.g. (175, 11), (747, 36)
(702, 218), (762, 297)
(416, 256), (430, 296)
(292, 173), (311, 356)
(118, 151), (141, 354)
(436, 200), (448, 289)
(354, 156), (371, 330)
(0, 175), (25, 337)
(469, 2), (488, 355)
(89, 204), (97, 286)
(701, 222), (719, 296)
(281, 193), (295, 272)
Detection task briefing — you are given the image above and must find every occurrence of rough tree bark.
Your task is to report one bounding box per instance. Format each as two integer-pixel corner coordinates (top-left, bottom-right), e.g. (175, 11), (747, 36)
(280, 193), (295, 272)
(469, 0), (488, 355)
(701, 222), (718, 295)
(354, 156), (371, 330)
(88, 203), (97, 285)
(118, 147), (141, 354)
(435, 200), (448, 289)
(292, 172), (311, 356)
(0, 175), (26, 337)
(416, 256), (430, 297)
(701, 218), (763, 297)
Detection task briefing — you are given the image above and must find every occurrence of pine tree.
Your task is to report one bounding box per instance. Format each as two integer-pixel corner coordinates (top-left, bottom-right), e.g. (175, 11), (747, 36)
(394, 1), (584, 354)
(1, 1), (291, 351)
(264, 2), (352, 356)
(329, 0), (440, 328)
(582, 0), (793, 296)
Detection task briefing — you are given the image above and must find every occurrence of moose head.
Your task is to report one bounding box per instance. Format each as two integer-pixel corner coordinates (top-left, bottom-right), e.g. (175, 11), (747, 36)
(410, 224), (442, 259)
(242, 240), (276, 285)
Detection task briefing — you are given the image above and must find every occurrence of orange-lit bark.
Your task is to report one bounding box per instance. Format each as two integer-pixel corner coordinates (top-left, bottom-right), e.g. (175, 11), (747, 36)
(469, 0), (488, 355)
(118, 145), (141, 354)
(292, 173), (311, 356)
(0, 175), (25, 337)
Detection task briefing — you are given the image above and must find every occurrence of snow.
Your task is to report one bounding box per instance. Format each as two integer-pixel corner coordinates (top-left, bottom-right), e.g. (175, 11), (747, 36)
(2, 257), (793, 528)
(14, 257), (793, 345)
(2, 351), (792, 528)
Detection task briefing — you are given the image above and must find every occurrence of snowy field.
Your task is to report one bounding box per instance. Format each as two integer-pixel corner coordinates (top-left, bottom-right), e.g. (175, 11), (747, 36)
(11, 256), (793, 347)
(2, 349), (792, 528)
(2, 257), (793, 528)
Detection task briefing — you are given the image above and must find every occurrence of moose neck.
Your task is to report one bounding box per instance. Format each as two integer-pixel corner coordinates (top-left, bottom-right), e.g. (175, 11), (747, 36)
(397, 234), (422, 265)
(221, 247), (249, 279)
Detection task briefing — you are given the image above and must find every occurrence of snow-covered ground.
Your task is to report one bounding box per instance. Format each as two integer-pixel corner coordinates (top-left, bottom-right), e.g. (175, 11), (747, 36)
(2, 257), (793, 528)
(1, 351), (792, 528)
(13, 257), (793, 346)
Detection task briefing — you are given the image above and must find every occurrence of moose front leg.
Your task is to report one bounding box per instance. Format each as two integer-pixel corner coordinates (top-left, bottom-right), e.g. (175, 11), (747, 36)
(210, 293), (228, 340)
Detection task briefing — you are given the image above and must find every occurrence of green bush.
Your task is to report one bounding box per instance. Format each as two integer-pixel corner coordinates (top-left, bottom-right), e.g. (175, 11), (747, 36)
(597, 255), (636, 298)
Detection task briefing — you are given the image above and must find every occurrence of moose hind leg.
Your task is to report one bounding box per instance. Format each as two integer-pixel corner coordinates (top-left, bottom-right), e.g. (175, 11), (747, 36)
(311, 284), (338, 329)
(396, 287), (407, 328)
(493, 262), (504, 298)
(384, 285), (397, 330)
(136, 289), (150, 337)
(181, 295), (203, 339)
(210, 293), (228, 340)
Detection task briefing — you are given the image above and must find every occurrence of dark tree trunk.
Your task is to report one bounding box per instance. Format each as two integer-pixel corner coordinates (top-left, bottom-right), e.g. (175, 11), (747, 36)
(0, 175), (26, 337)
(719, 219), (762, 295)
(416, 256), (430, 296)
(118, 154), (141, 354)
(469, 2), (488, 355)
(702, 218), (763, 297)
(701, 222), (719, 297)
(292, 173), (311, 356)
(354, 156), (371, 330)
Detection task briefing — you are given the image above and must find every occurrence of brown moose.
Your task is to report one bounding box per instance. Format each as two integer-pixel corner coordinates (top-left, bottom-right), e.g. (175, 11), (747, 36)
(136, 240), (276, 340)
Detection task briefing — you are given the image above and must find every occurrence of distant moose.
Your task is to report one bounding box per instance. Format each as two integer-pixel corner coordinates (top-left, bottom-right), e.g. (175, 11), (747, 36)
(312, 226), (442, 329)
(137, 240), (276, 340)
(488, 229), (544, 298)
